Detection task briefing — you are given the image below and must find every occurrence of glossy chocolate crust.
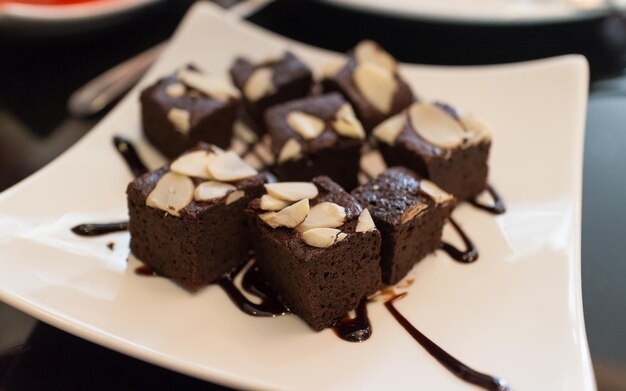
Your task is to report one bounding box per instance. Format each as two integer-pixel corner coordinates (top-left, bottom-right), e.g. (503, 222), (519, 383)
(247, 176), (382, 330)
(127, 145), (266, 291)
(230, 51), (313, 134)
(140, 66), (237, 159)
(266, 93), (363, 190)
(378, 109), (491, 200)
(352, 167), (455, 284)
(321, 47), (413, 133)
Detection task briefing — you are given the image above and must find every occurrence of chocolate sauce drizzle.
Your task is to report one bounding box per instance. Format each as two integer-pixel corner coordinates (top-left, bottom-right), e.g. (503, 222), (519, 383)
(440, 218), (478, 263)
(218, 262), (288, 317)
(332, 298), (372, 342)
(135, 264), (156, 276)
(385, 293), (510, 391)
(71, 221), (128, 236)
(113, 136), (148, 178)
(469, 185), (506, 215)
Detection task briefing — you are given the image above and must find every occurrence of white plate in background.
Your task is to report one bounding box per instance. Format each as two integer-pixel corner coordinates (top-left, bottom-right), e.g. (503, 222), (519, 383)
(324, 0), (626, 24)
(0, 3), (593, 390)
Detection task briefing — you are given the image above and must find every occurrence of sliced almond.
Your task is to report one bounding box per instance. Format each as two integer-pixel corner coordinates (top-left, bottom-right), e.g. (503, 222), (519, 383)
(409, 103), (466, 149)
(286, 111), (325, 140)
(332, 104), (365, 140)
(167, 108), (190, 134)
(259, 198), (309, 228)
(264, 182), (318, 202)
(277, 138), (302, 163)
(354, 40), (397, 71)
(193, 181), (236, 201)
(206, 151), (258, 182)
(165, 83), (186, 98)
(244, 67), (276, 102)
(260, 194), (290, 211)
(420, 180), (454, 204)
(146, 172), (194, 217)
(459, 114), (492, 144)
(177, 68), (238, 102)
(170, 150), (212, 179)
(225, 190), (245, 205)
(301, 228), (347, 248)
(353, 63), (396, 114)
(295, 202), (346, 233)
(400, 203), (428, 224)
(373, 112), (406, 145)
(355, 208), (376, 233)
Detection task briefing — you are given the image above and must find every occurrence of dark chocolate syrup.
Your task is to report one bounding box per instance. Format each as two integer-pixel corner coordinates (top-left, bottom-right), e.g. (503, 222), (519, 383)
(71, 221), (128, 236)
(135, 264), (156, 276)
(332, 298), (372, 342)
(218, 262), (288, 317)
(385, 293), (510, 391)
(113, 136), (148, 178)
(440, 218), (478, 264)
(469, 185), (506, 215)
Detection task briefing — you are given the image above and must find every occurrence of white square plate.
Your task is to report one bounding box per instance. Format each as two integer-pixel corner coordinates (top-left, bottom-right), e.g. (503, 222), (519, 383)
(0, 3), (593, 390)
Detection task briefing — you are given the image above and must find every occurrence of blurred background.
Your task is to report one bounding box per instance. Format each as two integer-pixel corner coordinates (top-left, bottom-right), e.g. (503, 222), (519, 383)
(1, 0), (626, 389)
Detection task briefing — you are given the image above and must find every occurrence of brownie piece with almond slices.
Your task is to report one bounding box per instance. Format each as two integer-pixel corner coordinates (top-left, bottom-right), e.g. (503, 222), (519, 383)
(373, 102), (492, 200)
(127, 143), (266, 291)
(140, 65), (239, 159)
(351, 167), (456, 285)
(265, 93), (365, 191)
(230, 51), (313, 134)
(321, 40), (414, 134)
(247, 177), (382, 330)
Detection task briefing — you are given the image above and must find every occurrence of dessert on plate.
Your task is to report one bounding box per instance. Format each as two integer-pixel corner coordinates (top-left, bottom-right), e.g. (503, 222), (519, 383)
(247, 177), (382, 330)
(140, 65), (239, 158)
(373, 101), (491, 200)
(266, 93), (365, 190)
(127, 143), (266, 291)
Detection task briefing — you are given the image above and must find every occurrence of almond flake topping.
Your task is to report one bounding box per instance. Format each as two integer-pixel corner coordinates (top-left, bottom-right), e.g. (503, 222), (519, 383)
(177, 68), (238, 102)
(225, 190), (245, 205)
(167, 108), (190, 134)
(332, 104), (365, 140)
(295, 202), (346, 233)
(372, 112), (406, 145)
(286, 111), (325, 140)
(193, 181), (236, 202)
(409, 103), (466, 149)
(353, 62), (396, 114)
(420, 180), (454, 204)
(206, 151), (258, 182)
(301, 228), (347, 248)
(260, 194), (290, 211)
(355, 209), (376, 232)
(354, 40), (397, 71)
(170, 150), (212, 179)
(244, 67), (276, 102)
(277, 138), (302, 163)
(165, 83), (186, 98)
(264, 182), (318, 202)
(146, 172), (194, 217)
(259, 199), (309, 228)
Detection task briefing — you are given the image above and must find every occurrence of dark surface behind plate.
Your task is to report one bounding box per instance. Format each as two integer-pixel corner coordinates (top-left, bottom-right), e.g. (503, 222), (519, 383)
(0, 0), (625, 389)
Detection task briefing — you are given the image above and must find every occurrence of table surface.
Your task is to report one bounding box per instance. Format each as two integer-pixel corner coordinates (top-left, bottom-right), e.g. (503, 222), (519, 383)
(1, 1), (625, 390)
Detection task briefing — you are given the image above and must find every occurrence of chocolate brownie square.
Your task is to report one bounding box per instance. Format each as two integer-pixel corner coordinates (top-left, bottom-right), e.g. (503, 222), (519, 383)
(230, 51), (313, 134)
(351, 167), (455, 285)
(247, 177), (382, 330)
(321, 41), (414, 133)
(140, 65), (239, 159)
(127, 143), (266, 291)
(266, 93), (365, 191)
(373, 102), (492, 200)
